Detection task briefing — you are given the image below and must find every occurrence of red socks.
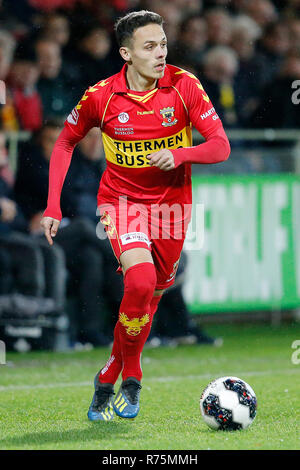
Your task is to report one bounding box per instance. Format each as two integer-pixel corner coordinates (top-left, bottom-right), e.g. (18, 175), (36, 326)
(99, 262), (160, 384)
(150, 294), (162, 317)
(119, 262), (156, 381)
(99, 320), (122, 384)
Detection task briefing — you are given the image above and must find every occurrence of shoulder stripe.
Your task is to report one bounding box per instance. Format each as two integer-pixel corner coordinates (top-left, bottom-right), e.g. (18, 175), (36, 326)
(101, 92), (114, 129)
(172, 85), (188, 116)
(174, 69), (198, 81)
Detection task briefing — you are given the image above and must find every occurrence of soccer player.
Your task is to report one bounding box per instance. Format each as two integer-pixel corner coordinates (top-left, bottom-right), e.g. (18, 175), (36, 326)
(41, 10), (230, 421)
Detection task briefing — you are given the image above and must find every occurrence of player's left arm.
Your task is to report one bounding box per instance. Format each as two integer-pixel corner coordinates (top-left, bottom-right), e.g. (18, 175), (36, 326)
(148, 73), (230, 170)
(171, 74), (230, 167)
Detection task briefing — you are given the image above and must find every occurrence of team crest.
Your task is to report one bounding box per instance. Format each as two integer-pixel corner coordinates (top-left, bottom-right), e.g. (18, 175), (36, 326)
(119, 313), (150, 336)
(166, 258), (180, 282)
(160, 107), (178, 127)
(100, 211), (116, 237)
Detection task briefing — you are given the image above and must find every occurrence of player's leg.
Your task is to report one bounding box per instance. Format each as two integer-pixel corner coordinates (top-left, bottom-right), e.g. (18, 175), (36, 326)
(88, 203), (154, 420)
(111, 210), (188, 418)
(111, 247), (157, 418)
(149, 233), (187, 344)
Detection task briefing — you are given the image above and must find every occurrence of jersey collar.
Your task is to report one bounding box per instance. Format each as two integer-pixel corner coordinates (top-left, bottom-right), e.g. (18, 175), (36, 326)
(112, 63), (173, 93)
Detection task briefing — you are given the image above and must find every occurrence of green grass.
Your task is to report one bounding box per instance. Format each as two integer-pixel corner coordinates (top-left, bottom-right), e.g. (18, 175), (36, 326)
(0, 322), (300, 450)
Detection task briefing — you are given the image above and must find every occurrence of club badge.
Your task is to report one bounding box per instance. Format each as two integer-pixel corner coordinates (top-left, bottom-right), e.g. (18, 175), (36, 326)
(160, 107), (178, 127)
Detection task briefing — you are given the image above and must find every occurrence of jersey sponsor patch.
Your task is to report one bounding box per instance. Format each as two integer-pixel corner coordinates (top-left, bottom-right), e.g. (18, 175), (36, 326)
(118, 112), (129, 123)
(102, 126), (192, 168)
(120, 232), (151, 247)
(114, 127), (134, 135)
(200, 106), (218, 121)
(67, 108), (79, 125)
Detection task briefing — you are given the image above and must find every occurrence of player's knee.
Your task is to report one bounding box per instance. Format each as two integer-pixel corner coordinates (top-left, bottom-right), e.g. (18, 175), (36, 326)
(124, 262), (157, 305)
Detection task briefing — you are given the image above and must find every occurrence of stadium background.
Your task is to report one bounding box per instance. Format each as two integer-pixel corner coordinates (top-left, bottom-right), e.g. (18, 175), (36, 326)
(0, 0), (300, 346)
(0, 0), (299, 452)
(0, 0), (300, 344)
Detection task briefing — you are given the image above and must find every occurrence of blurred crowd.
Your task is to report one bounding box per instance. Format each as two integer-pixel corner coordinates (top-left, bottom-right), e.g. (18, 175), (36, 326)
(0, 0), (299, 131)
(0, 0), (300, 349)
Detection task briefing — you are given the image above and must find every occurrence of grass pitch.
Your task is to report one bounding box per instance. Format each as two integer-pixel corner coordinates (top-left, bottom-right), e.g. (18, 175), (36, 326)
(0, 322), (299, 450)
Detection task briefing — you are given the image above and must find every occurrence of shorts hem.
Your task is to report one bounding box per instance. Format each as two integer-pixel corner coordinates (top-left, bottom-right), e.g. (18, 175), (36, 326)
(155, 279), (176, 290)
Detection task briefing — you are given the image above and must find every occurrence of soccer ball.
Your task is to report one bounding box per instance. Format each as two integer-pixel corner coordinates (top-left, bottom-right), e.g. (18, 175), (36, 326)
(200, 376), (257, 431)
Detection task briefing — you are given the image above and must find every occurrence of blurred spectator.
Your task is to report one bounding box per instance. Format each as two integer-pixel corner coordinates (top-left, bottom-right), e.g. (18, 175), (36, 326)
(230, 16), (262, 125)
(244, 0), (278, 28)
(173, 0), (203, 15)
(145, 0), (182, 47)
(255, 21), (291, 91)
(14, 120), (114, 346)
(41, 12), (71, 48)
(205, 8), (233, 47)
(284, 0), (300, 17)
(14, 118), (76, 219)
(0, 91), (19, 131)
(8, 44), (43, 131)
(28, 0), (78, 13)
(0, 30), (19, 130)
(72, 24), (117, 93)
(0, 30), (16, 80)
(66, 127), (105, 224)
(287, 17), (300, 55)
(200, 46), (239, 128)
(35, 38), (76, 119)
(250, 54), (300, 129)
(231, 14), (262, 53)
(0, 0), (30, 36)
(0, 129), (44, 296)
(168, 15), (208, 70)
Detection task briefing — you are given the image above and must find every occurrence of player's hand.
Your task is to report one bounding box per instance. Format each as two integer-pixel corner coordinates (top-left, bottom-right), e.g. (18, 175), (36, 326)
(147, 149), (175, 171)
(40, 216), (60, 246)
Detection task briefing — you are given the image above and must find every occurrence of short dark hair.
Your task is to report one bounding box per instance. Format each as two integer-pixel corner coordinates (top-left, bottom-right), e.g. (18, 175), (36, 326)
(114, 10), (164, 47)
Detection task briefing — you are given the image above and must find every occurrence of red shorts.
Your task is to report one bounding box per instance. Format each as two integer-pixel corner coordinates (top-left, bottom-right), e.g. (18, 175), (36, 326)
(98, 197), (191, 290)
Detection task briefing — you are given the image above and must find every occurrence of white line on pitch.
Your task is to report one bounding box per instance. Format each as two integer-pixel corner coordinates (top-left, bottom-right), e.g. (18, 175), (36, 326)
(0, 368), (298, 392)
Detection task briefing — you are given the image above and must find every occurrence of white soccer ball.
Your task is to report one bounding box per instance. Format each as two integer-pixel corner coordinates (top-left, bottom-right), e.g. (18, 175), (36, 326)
(200, 376), (257, 431)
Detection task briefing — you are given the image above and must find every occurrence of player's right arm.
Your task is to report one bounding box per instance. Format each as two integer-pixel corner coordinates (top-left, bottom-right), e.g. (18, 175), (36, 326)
(40, 86), (101, 245)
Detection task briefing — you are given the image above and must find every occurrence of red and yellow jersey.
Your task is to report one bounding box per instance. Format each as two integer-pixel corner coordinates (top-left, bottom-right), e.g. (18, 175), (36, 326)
(64, 63), (222, 207)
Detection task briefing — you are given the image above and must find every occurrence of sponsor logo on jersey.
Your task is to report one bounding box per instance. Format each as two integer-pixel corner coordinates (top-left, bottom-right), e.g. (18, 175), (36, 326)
(160, 107), (178, 127)
(118, 112), (129, 123)
(120, 232), (151, 247)
(102, 126), (192, 168)
(67, 108), (79, 125)
(200, 106), (218, 121)
(137, 110), (154, 115)
(114, 127), (134, 135)
(119, 312), (150, 336)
